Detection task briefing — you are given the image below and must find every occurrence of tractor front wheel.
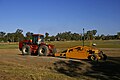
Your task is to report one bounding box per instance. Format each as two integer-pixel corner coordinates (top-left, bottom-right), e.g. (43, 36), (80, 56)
(22, 45), (31, 55)
(38, 45), (49, 56)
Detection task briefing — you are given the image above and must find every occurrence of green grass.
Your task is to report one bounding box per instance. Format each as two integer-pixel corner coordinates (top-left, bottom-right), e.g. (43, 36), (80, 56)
(0, 43), (18, 49)
(48, 40), (120, 49)
(0, 40), (120, 49)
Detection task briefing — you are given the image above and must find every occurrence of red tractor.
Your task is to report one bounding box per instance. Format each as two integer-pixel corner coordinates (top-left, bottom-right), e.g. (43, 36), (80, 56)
(19, 34), (56, 56)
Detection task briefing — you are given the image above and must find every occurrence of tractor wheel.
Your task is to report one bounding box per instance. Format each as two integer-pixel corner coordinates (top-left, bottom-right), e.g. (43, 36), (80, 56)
(88, 55), (97, 61)
(102, 54), (107, 60)
(99, 54), (107, 61)
(99, 51), (107, 61)
(22, 45), (31, 55)
(38, 45), (49, 56)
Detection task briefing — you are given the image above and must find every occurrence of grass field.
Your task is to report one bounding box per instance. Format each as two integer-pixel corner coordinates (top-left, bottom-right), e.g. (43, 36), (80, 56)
(0, 43), (18, 49)
(50, 40), (120, 48)
(0, 40), (120, 80)
(0, 40), (120, 49)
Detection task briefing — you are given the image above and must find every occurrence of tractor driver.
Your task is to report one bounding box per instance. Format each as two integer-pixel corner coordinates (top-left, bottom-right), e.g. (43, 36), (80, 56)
(37, 38), (42, 45)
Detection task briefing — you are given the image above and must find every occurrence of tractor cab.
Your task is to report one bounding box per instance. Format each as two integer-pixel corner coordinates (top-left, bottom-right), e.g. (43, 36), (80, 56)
(31, 34), (44, 45)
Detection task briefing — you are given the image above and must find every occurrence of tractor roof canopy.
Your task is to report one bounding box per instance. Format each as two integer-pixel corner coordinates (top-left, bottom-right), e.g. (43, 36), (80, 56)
(32, 34), (44, 36)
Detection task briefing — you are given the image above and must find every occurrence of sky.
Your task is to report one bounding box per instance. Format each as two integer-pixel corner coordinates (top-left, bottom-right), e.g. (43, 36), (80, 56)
(0, 0), (120, 36)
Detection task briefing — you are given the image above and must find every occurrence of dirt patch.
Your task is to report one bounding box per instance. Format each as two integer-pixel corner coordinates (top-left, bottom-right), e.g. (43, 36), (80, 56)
(0, 49), (120, 80)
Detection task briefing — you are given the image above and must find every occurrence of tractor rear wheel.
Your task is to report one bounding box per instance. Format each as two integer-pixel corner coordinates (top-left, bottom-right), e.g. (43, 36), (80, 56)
(22, 45), (31, 55)
(38, 45), (49, 56)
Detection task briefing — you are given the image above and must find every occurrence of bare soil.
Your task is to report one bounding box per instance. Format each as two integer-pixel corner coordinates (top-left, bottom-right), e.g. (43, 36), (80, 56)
(0, 48), (120, 80)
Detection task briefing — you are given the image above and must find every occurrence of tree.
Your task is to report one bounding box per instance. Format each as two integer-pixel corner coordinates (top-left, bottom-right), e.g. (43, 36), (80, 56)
(49, 36), (55, 41)
(0, 32), (6, 38)
(24, 32), (33, 40)
(6, 33), (15, 42)
(86, 30), (97, 40)
(71, 33), (81, 40)
(92, 30), (97, 40)
(0, 31), (6, 42)
(117, 32), (120, 39)
(86, 30), (93, 40)
(95, 35), (100, 40)
(45, 32), (49, 41)
(92, 30), (97, 36)
(55, 31), (82, 41)
(26, 32), (33, 37)
(14, 29), (24, 42)
(15, 29), (23, 34)
(100, 34), (105, 40)
(86, 31), (91, 40)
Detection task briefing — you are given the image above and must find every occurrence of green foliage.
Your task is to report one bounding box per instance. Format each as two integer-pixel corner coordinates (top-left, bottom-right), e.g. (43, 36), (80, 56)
(25, 32), (33, 40)
(49, 36), (56, 41)
(117, 32), (120, 39)
(0, 31), (6, 42)
(117, 32), (120, 36)
(15, 29), (23, 34)
(0, 29), (24, 42)
(0, 31), (6, 38)
(86, 30), (97, 40)
(45, 32), (49, 41)
(92, 30), (97, 35)
(56, 31), (81, 41)
(0, 29), (119, 42)
(14, 30), (24, 42)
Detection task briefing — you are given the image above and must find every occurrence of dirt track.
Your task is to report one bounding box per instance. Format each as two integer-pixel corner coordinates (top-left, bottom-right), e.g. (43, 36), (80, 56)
(0, 48), (120, 80)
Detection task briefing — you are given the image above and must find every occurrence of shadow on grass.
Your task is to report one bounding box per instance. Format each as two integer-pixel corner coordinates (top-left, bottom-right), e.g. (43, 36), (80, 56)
(85, 57), (120, 80)
(54, 60), (90, 77)
(54, 57), (120, 80)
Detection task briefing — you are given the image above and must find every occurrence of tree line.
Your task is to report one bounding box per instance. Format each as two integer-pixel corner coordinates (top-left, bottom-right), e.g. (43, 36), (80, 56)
(47, 30), (120, 41)
(0, 29), (120, 42)
(0, 29), (24, 42)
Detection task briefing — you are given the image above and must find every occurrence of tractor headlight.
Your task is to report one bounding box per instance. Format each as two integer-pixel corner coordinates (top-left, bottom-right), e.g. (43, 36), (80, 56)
(92, 43), (96, 46)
